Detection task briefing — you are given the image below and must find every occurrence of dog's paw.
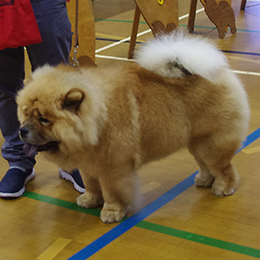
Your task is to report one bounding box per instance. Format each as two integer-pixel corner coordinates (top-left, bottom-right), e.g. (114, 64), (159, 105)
(195, 173), (214, 187)
(100, 209), (126, 223)
(211, 183), (234, 196)
(100, 203), (126, 223)
(76, 192), (103, 208)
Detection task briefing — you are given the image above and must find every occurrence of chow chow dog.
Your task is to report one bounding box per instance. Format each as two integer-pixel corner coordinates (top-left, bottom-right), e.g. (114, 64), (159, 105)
(17, 31), (250, 223)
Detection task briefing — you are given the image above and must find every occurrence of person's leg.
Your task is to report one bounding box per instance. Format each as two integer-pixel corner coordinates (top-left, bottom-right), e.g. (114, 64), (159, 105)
(0, 91), (36, 169)
(0, 48), (36, 198)
(27, 0), (85, 193)
(0, 0), (74, 198)
(27, 0), (72, 70)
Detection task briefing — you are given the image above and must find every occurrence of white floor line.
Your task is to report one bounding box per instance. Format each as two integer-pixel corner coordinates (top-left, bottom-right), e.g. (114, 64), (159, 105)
(95, 29), (151, 54)
(95, 54), (132, 61)
(234, 70), (260, 77)
(95, 54), (260, 76)
(95, 7), (260, 77)
(178, 7), (204, 20)
(95, 8), (205, 54)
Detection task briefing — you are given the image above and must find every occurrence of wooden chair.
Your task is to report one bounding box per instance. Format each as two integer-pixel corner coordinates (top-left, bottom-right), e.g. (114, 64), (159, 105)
(188, 0), (236, 39)
(128, 0), (179, 59)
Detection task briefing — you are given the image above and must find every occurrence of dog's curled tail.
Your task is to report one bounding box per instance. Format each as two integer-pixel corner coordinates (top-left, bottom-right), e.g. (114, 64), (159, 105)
(135, 30), (229, 82)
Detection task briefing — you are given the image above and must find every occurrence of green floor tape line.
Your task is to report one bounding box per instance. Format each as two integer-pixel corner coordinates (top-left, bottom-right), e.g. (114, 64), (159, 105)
(137, 221), (260, 258)
(23, 190), (101, 217)
(23, 191), (260, 258)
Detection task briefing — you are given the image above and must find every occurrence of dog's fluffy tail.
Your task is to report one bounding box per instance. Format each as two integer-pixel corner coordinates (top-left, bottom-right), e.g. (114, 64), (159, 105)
(135, 30), (229, 82)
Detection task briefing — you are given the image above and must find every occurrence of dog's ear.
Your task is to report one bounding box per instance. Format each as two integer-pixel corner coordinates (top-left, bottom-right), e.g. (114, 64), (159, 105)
(62, 88), (85, 112)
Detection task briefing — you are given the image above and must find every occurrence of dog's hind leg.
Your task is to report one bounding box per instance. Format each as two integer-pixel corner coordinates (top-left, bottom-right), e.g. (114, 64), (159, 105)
(189, 136), (240, 196)
(188, 145), (215, 188)
(77, 173), (104, 209)
(209, 161), (239, 196)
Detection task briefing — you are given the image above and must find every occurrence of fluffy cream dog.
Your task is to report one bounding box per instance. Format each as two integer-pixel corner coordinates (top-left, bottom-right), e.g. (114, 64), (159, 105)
(17, 31), (250, 223)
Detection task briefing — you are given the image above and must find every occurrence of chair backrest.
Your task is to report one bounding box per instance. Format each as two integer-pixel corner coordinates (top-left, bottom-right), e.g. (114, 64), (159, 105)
(199, 0), (236, 39)
(134, 0), (179, 36)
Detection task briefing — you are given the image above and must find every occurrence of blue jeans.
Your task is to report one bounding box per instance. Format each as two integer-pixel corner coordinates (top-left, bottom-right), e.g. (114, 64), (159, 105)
(0, 0), (72, 170)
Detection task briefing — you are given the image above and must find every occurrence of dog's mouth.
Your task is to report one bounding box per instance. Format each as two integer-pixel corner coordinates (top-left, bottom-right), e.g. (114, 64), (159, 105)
(23, 141), (59, 156)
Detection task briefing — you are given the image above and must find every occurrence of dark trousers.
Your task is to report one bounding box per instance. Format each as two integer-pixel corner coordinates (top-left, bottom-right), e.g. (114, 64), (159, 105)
(0, 0), (72, 170)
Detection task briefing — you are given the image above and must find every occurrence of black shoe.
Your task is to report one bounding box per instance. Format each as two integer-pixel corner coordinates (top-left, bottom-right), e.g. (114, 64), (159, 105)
(59, 168), (85, 193)
(0, 168), (35, 198)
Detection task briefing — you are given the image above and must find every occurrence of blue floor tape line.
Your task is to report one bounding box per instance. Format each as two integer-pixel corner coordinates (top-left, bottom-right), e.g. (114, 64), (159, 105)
(68, 128), (260, 260)
(237, 127), (260, 153)
(69, 172), (197, 260)
(222, 50), (260, 56)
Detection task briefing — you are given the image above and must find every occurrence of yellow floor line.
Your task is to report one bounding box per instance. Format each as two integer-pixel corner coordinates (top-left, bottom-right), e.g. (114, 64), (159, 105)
(96, 33), (128, 40)
(242, 146), (260, 154)
(37, 238), (71, 260)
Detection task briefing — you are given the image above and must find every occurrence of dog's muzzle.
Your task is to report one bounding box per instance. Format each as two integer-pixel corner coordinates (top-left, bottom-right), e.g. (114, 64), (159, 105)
(19, 126), (59, 156)
(19, 126), (30, 140)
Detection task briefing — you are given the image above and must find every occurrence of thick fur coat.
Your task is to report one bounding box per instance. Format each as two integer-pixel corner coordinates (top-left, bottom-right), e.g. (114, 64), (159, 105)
(17, 31), (250, 223)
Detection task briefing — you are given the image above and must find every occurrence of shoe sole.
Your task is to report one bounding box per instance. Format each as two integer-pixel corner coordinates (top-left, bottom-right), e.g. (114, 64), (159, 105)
(59, 169), (86, 193)
(0, 169), (35, 198)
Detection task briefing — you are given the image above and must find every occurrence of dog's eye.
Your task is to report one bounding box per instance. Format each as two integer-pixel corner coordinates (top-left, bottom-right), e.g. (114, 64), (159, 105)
(39, 117), (50, 125)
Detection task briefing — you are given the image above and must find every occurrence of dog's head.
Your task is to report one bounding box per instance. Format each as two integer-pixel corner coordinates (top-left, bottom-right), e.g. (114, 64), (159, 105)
(17, 64), (106, 158)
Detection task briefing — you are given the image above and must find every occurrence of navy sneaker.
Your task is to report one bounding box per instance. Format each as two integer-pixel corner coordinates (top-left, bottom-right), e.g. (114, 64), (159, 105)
(0, 168), (35, 198)
(59, 168), (85, 193)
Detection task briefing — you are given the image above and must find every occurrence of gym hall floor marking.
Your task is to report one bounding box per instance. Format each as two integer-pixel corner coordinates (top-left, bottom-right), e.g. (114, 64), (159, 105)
(37, 238), (71, 260)
(23, 128), (260, 259)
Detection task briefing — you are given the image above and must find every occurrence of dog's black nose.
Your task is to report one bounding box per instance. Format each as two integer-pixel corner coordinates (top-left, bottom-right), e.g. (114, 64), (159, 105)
(19, 127), (29, 138)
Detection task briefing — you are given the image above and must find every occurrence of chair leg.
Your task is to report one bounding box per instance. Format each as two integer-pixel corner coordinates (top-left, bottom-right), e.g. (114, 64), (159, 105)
(128, 6), (141, 59)
(188, 0), (198, 33)
(240, 0), (247, 10)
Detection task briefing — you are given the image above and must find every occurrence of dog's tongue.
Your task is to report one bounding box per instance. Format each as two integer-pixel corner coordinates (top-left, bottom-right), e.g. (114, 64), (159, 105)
(23, 143), (38, 156)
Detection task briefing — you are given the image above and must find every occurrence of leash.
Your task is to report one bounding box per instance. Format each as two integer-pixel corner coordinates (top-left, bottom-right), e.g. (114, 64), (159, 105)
(72, 0), (79, 67)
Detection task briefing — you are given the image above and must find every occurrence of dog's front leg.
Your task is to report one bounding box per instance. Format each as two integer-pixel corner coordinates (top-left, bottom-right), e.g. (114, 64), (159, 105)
(100, 202), (128, 224)
(77, 173), (104, 208)
(99, 169), (140, 224)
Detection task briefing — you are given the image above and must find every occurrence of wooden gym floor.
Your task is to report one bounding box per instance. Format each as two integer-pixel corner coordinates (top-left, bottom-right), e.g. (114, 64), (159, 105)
(1, 0), (260, 259)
